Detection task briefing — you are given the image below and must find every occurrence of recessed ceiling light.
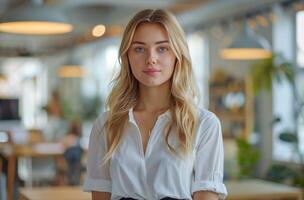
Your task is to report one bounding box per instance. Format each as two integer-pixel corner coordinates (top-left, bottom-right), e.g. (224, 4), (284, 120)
(92, 24), (106, 37)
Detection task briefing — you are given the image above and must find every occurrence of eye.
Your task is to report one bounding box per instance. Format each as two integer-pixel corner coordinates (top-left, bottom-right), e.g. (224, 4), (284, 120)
(158, 46), (169, 53)
(134, 46), (144, 53)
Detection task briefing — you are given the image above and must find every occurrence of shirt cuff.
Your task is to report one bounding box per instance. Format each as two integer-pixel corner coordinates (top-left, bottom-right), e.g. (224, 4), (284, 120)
(191, 181), (227, 200)
(83, 178), (112, 193)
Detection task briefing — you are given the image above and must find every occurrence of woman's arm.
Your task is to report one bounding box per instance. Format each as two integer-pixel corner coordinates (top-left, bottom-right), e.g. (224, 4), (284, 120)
(92, 191), (111, 200)
(192, 114), (227, 199)
(193, 191), (219, 200)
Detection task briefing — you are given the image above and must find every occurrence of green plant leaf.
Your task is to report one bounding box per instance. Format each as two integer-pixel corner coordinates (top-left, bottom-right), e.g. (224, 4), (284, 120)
(266, 164), (297, 182)
(250, 54), (295, 95)
(236, 138), (260, 178)
(279, 132), (298, 143)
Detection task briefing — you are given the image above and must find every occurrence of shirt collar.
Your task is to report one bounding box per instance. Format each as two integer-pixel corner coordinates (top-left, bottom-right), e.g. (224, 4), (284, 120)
(128, 107), (172, 124)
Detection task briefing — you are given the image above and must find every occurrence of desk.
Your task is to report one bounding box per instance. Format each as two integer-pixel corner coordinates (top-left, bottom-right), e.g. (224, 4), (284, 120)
(225, 179), (303, 200)
(19, 186), (90, 200)
(18, 180), (303, 200)
(0, 143), (65, 200)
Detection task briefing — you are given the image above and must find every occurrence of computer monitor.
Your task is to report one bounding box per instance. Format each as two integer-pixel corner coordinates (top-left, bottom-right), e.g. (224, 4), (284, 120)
(0, 98), (20, 120)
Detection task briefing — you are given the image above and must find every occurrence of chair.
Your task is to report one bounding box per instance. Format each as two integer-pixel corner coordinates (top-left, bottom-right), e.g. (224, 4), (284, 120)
(17, 129), (57, 187)
(0, 173), (6, 200)
(26, 129), (44, 144)
(0, 150), (7, 200)
(0, 130), (10, 200)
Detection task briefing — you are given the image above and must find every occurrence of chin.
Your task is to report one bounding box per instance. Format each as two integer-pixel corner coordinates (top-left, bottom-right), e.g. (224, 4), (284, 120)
(142, 82), (162, 87)
(141, 79), (170, 88)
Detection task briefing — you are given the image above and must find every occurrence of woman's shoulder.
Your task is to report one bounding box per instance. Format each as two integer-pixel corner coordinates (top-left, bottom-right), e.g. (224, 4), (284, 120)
(88, 111), (110, 144)
(197, 107), (220, 124)
(194, 108), (222, 147)
(92, 111), (110, 132)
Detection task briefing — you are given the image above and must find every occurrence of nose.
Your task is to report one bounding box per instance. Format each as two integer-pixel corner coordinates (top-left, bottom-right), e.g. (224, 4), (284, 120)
(145, 50), (157, 65)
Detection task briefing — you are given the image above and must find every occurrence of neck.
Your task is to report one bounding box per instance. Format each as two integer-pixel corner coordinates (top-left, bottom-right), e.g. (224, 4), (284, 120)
(135, 83), (171, 112)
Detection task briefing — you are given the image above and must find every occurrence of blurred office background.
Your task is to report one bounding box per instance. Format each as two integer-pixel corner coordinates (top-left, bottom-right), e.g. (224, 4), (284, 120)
(0, 0), (304, 199)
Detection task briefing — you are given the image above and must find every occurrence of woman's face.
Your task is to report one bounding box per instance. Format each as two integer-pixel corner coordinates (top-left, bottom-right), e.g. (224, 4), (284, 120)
(127, 23), (176, 88)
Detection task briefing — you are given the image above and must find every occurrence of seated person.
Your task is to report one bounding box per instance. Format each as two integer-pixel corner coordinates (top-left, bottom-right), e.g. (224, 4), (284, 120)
(61, 121), (83, 185)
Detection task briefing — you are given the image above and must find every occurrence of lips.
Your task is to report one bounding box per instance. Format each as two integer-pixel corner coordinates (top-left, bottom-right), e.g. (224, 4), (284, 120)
(144, 69), (160, 72)
(143, 68), (161, 75)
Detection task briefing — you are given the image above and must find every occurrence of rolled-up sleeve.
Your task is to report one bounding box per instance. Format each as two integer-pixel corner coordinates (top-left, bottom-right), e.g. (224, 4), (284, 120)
(192, 113), (227, 199)
(83, 115), (112, 193)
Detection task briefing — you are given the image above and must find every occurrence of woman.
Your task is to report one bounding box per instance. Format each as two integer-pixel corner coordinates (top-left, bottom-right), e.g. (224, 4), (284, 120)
(83, 9), (227, 200)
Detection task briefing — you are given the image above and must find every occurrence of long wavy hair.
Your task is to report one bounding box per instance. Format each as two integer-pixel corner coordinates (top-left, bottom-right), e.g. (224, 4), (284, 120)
(103, 9), (198, 162)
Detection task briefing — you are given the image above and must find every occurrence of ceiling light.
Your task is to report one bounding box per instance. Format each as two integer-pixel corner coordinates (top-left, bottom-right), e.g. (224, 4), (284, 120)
(92, 24), (106, 37)
(58, 65), (85, 78)
(107, 25), (124, 37)
(221, 25), (272, 60)
(0, 4), (73, 35)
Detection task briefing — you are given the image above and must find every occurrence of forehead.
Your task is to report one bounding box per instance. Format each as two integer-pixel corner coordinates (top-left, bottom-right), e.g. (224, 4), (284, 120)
(132, 23), (169, 43)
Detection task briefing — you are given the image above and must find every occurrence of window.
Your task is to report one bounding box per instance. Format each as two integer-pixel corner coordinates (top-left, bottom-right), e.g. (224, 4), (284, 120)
(0, 58), (46, 128)
(296, 10), (304, 156)
(187, 31), (209, 107)
(272, 10), (304, 162)
(296, 11), (304, 68)
(82, 39), (120, 110)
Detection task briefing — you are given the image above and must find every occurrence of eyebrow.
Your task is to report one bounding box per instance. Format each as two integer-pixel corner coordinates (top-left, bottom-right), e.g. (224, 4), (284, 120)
(131, 40), (169, 45)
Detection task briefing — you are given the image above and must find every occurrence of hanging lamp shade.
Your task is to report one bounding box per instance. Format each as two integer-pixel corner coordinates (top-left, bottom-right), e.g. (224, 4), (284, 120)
(221, 27), (272, 60)
(58, 59), (85, 78)
(0, 4), (73, 35)
(58, 65), (85, 78)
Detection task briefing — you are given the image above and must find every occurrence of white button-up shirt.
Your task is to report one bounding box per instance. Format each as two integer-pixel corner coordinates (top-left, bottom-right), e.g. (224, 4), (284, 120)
(83, 108), (227, 200)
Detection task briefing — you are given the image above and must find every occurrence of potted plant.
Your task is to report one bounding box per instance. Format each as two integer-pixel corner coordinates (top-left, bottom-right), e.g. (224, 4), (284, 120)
(251, 54), (304, 188)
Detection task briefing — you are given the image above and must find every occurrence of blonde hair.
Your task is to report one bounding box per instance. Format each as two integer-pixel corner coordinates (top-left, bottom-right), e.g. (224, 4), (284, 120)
(103, 9), (198, 162)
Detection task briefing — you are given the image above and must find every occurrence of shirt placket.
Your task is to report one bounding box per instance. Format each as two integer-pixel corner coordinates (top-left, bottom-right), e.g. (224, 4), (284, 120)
(134, 118), (166, 199)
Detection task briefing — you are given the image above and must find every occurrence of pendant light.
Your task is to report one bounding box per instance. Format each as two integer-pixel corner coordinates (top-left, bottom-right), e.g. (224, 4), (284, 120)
(58, 56), (85, 78)
(221, 21), (272, 60)
(0, 2), (73, 35)
(58, 65), (85, 78)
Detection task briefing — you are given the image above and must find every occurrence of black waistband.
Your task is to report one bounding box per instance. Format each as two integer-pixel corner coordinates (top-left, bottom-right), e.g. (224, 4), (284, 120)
(120, 198), (185, 200)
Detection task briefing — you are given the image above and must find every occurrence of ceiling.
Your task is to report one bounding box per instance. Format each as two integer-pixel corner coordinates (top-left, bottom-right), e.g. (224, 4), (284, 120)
(0, 0), (283, 57)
